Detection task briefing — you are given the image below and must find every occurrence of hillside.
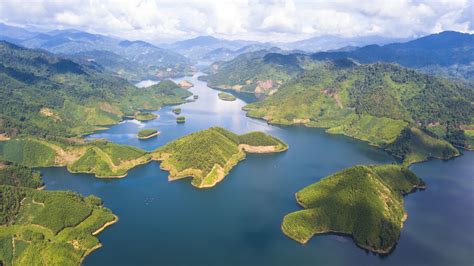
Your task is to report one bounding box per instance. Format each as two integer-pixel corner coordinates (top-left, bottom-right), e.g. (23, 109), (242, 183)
(0, 24), (192, 80)
(311, 31), (474, 81)
(153, 127), (287, 188)
(243, 62), (472, 163)
(0, 41), (191, 138)
(0, 158), (117, 265)
(282, 165), (425, 253)
(0, 138), (152, 178)
(204, 51), (318, 95)
(0, 185), (117, 265)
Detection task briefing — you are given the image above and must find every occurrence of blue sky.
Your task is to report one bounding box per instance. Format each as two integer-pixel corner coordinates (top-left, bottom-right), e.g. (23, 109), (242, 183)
(0, 0), (472, 43)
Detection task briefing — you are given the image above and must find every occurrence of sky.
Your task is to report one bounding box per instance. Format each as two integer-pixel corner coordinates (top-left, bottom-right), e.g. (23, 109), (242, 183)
(0, 0), (472, 43)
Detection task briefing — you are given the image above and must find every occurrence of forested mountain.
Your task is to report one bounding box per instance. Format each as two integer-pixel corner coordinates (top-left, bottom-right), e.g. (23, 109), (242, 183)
(311, 31), (474, 81)
(0, 41), (192, 138)
(203, 51), (318, 94)
(243, 61), (473, 163)
(0, 24), (193, 81)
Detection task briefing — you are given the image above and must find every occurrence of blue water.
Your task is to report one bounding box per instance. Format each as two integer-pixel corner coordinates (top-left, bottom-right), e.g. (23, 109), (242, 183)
(41, 73), (474, 265)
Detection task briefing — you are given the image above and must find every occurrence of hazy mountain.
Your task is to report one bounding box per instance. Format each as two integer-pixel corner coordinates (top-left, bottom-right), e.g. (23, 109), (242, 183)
(0, 23), (193, 81)
(278, 34), (410, 52)
(310, 31), (474, 81)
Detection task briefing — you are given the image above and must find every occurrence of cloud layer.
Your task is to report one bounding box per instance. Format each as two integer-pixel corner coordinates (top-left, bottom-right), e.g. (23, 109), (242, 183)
(0, 0), (472, 43)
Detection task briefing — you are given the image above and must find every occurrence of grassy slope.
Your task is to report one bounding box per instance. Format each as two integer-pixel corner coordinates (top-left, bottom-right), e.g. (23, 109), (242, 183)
(282, 165), (425, 253)
(153, 127), (287, 188)
(243, 62), (472, 164)
(138, 129), (158, 138)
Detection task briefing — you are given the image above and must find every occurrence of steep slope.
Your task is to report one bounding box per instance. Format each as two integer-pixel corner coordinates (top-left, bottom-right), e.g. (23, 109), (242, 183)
(0, 41), (191, 138)
(244, 62), (472, 163)
(282, 165), (425, 253)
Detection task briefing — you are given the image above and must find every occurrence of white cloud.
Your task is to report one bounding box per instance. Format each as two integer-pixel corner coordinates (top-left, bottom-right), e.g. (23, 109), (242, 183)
(0, 0), (472, 43)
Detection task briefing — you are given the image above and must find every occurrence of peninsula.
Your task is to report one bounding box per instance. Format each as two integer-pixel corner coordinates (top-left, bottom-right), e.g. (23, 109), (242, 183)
(281, 165), (425, 253)
(0, 163), (117, 265)
(152, 127), (287, 188)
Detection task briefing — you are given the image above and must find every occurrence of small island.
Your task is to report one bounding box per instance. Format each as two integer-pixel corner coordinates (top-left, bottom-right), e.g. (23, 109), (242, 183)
(176, 116), (186, 123)
(281, 165), (425, 254)
(135, 112), (158, 121)
(178, 80), (194, 89)
(193, 95), (199, 99)
(218, 92), (236, 101)
(172, 108), (182, 115)
(138, 129), (160, 140)
(152, 127), (287, 188)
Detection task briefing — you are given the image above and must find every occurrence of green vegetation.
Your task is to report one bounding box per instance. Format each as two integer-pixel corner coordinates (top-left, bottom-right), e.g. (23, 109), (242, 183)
(0, 161), (43, 188)
(0, 41), (191, 139)
(282, 165), (425, 253)
(218, 92), (237, 101)
(134, 112), (157, 121)
(242, 61), (473, 164)
(0, 185), (117, 265)
(172, 108), (182, 115)
(176, 116), (186, 123)
(137, 129), (159, 140)
(152, 127), (287, 188)
(0, 137), (151, 178)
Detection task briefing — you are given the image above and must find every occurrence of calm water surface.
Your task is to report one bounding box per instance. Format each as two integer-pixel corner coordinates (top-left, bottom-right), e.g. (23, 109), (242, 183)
(42, 73), (474, 265)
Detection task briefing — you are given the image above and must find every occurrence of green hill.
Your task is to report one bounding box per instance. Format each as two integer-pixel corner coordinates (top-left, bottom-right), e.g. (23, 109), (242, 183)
(0, 158), (117, 265)
(205, 52), (320, 95)
(282, 165), (425, 253)
(153, 127), (287, 188)
(0, 41), (191, 138)
(0, 185), (117, 265)
(243, 62), (472, 163)
(0, 138), (151, 178)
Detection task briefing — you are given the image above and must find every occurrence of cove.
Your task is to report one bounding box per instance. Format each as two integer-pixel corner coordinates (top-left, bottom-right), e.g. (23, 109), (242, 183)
(41, 73), (474, 265)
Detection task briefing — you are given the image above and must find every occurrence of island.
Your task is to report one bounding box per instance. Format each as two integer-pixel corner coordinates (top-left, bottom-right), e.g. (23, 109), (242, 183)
(134, 112), (158, 121)
(193, 95), (199, 99)
(172, 108), (182, 115)
(178, 80), (194, 89)
(281, 164), (425, 254)
(137, 129), (160, 140)
(151, 127), (288, 188)
(218, 92), (237, 101)
(0, 162), (117, 265)
(176, 116), (186, 123)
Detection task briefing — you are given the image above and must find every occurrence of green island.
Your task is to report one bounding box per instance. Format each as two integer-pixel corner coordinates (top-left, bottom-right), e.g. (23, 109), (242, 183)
(134, 112), (158, 121)
(176, 116), (186, 123)
(282, 164), (425, 253)
(218, 92), (237, 101)
(172, 108), (182, 115)
(137, 129), (160, 140)
(151, 127), (288, 188)
(0, 162), (117, 265)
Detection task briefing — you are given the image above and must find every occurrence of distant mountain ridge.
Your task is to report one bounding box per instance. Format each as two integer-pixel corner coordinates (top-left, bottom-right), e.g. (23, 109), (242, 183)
(0, 23), (193, 81)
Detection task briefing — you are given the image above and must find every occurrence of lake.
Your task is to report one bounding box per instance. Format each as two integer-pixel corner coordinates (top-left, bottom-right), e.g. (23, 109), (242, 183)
(41, 73), (474, 265)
